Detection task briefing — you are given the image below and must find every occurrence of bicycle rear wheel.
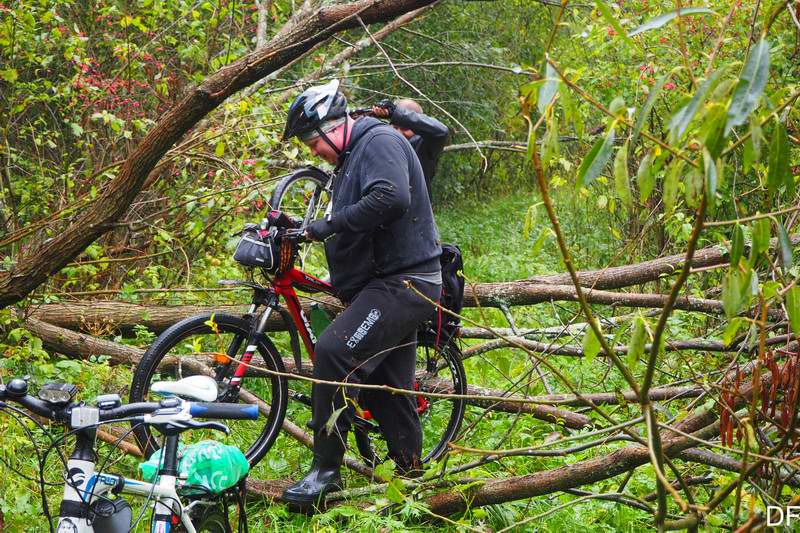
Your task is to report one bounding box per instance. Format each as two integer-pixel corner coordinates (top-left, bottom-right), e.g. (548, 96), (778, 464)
(130, 313), (288, 467)
(353, 336), (466, 468)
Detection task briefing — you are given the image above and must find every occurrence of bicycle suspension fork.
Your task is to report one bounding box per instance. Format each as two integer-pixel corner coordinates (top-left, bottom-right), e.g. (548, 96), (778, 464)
(228, 297), (279, 388)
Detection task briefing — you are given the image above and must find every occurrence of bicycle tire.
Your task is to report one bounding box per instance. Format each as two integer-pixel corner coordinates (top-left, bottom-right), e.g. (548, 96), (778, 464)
(353, 337), (466, 467)
(179, 503), (230, 533)
(130, 313), (288, 467)
(269, 167), (331, 228)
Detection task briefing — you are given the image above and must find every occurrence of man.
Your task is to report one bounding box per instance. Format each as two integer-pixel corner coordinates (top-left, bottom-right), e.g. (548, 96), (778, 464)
(372, 98), (449, 202)
(280, 80), (442, 507)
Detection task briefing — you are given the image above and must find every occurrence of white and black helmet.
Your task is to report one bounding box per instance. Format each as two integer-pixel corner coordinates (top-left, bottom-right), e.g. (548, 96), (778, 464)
(283, 79), (348, 141)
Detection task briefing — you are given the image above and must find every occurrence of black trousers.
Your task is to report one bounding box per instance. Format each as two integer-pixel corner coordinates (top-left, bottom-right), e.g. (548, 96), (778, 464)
(310, 274), (441, 468)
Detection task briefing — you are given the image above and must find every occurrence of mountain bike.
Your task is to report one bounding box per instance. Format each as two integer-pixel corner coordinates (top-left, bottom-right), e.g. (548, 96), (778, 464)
(0, 375), (259, 532)
(129, 221), (466, 472)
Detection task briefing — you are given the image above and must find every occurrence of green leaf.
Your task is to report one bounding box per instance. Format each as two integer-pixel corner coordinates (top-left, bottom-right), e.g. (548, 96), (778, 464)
(668, 70), (724, 144)
(750, 218), (770, 263)
(582, 325), (602, 363)
(628, 7), (715, 37)
(701, 104), (728, 159)
(576, 126), (616, 189)
(0, 68), (18, 83)
(777, 220), (793, 269)
(538, 63), (559, 115)
(663, 158), (684, 212)
(626, 315), (647, 369)
(531, 228), (553, 256)
(637, 152), (655, 203)
(594, 0), (635, 47)
(703, 148), (717, 209)
(722, 317), (746, 346)
(721, 267), (752, 318)
(324, 405), (348, 436)
(767, 120), (791, 197)
(613, 142), (632, 207)
(743, 116), (763, 172)
(730, 224), (744, 267)
(386, 478), (405, 504)
(214, 141), (225, 157)
(786, 287), (800, 335)
(540, 113), (560, 168)
(684, 169), (703, 209)
(631, 73), (670, 147)
(725, 38), (770, 135)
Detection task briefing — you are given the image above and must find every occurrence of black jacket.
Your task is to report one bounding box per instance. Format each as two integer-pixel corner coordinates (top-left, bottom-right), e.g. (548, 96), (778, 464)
(325, 117), (442, 302)
(389, 107), (449, 201)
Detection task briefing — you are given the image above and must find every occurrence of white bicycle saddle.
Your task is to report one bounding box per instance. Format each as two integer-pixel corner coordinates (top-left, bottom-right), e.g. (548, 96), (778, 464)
(150, 375), (219, 402)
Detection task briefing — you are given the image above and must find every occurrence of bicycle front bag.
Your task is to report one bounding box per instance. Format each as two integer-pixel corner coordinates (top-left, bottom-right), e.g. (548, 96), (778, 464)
(233, 225), (280, 272)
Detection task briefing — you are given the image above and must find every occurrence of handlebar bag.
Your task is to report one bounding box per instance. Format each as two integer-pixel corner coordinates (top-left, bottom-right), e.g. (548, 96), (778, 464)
(233, 225), (280, 272)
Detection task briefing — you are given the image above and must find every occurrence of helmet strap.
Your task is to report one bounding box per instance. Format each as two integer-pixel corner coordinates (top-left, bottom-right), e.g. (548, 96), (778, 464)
(314, 118), (349, 158)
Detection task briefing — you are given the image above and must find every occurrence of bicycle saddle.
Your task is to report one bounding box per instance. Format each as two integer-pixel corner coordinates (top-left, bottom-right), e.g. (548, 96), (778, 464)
(150, 375), (219, 402)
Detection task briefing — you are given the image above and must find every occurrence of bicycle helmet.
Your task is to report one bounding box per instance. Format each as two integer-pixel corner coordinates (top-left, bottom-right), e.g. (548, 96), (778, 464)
(283, 79), (348, 142)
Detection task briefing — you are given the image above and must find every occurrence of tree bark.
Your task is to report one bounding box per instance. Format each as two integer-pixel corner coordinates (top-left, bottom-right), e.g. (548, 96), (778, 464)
(0, 0), (440, 308)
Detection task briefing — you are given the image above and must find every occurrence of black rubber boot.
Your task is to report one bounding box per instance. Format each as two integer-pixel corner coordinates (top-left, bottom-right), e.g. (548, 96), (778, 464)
(282, 429), (345, 509)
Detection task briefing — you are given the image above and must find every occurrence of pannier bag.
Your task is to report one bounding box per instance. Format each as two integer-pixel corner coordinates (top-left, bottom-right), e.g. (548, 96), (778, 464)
(233, 224), (280, 271)
(439, 243), (465, 330)
(140, 440), (249, 495)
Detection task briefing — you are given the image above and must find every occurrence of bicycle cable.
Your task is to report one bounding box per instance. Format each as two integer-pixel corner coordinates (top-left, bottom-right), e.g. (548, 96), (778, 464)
(129, 433), (166, 533)
(0, 403), (58, 533)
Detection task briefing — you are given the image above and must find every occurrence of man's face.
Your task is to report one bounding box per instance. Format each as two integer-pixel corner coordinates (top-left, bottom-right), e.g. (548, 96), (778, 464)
(305, 135), (339, 165)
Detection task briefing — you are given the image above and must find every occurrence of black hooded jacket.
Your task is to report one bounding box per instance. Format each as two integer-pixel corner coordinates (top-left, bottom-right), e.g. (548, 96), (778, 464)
(325, 117), (442, 302)
(389, 107), (449, 201)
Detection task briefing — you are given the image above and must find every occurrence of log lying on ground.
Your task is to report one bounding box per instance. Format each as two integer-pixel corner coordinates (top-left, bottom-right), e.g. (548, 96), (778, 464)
(461, 336), (732, 359)
(29, 284), (732, 335)
(424, 365), (775, 516)
(527, 234), (799, 289)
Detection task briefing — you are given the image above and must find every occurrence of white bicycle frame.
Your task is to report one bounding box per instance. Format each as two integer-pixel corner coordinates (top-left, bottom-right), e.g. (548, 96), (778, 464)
(56, 457), (202, 533)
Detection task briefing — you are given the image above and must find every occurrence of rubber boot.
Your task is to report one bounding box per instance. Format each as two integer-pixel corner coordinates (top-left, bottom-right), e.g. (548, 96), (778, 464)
(282, 428), (345, 509)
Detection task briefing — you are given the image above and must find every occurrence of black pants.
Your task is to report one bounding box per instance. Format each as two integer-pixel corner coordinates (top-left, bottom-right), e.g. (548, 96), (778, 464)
(310, 274), (441, 468)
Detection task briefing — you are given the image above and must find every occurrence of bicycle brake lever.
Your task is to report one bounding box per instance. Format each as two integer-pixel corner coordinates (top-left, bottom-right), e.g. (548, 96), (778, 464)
(185, 419), (230, 434)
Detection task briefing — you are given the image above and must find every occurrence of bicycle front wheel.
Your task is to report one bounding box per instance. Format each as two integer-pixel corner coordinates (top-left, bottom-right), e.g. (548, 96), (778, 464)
(354, 337), (466, 467)
(269, 167), (331, 227)
(130, 313), (288, 467)
(269, 167), (331, 275)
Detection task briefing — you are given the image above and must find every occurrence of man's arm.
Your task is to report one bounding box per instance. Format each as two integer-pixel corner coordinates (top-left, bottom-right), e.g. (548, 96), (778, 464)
(389, 106), (449, 143)
(330, 135), (411, 234)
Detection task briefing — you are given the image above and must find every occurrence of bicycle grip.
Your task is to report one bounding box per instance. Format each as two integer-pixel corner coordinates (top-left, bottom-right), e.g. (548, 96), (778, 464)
(189, 402), (259, 420)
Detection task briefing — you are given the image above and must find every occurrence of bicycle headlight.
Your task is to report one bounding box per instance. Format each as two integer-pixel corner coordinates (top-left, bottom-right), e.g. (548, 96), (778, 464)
(38, 382), (78, 405)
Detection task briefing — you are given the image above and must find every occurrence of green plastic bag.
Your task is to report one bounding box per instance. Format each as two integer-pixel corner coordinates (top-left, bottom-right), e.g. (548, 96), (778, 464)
(139, 440), (249, 495)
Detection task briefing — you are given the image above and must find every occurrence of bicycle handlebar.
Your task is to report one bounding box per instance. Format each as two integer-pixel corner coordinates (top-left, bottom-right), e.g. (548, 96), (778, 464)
(189, 402), (259, 420)
(0, 380), (258, 426)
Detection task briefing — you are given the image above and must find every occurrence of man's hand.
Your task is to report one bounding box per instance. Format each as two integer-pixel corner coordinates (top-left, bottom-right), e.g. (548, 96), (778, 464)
(372, 105), (391, 118)
(372, 99), (395, 118)
(306, 218), (335, 241)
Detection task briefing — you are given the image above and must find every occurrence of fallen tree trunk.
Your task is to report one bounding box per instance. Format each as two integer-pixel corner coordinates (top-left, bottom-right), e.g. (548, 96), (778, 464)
(527, 235), (799, 289)
(29, 283), (733, 334)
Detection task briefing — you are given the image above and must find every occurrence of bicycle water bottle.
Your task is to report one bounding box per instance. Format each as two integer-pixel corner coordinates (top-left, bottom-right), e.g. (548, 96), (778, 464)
(309, 303), (332, 337)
